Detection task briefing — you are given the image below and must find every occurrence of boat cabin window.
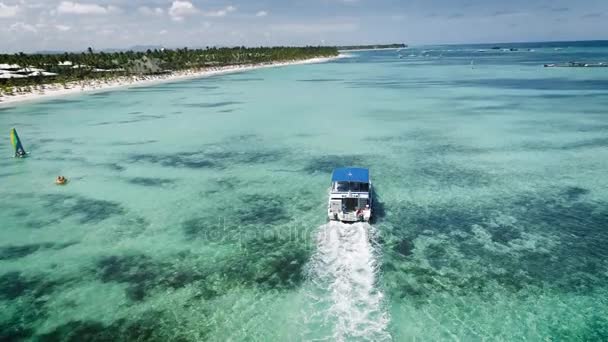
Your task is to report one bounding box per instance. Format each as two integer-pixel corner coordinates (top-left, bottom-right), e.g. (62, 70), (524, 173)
(343, 198), (359, 211)
(333, 182), (370, 192)
(336, 182), (350, 192)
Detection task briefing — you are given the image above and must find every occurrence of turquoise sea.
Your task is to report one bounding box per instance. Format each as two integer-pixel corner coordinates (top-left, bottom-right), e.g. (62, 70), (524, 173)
(1, 41), (608, 341)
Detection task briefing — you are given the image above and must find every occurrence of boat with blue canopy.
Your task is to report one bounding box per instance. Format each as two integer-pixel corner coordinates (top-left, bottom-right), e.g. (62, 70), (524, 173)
(327, 167), (373, 222)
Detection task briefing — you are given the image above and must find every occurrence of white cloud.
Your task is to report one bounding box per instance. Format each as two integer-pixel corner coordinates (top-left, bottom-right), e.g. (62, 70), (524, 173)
(10, 22), (37, 33)
(256, 10), (268, 17)
(169, 0), (198, 21)
(271, 22), (358, 34)
(0, 2), (19, 18)
(57, 1), (117, 15)
(55, 24), (71, 31)
(138, 6), (163, 16)
(205, 5), (236, 17)
(159, 29), (167, 35)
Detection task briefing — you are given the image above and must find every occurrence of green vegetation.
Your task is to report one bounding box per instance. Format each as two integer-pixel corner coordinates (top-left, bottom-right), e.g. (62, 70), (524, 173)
(0, 46), (338, 94)
(338, 44), (407, 50)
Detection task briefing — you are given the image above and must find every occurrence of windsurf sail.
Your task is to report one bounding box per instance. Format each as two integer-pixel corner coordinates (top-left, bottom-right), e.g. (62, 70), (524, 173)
(10, 128), (27, 157)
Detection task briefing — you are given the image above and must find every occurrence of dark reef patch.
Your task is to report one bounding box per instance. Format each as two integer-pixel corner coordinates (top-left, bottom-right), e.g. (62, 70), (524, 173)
(24, 218), (61, 229)
(457, 78), (608, 91)
(418, 162), (493, 187)
(380, 185), (608, 302)
(37, 138), (76, 144)
(0, 242), (75, 260)
(221, 77), (264, 82)
(42, 194), (125, 224)
(89, 91), (118, 97)
(346, 78), (446, 90)
(302, 154), (367, 174)
(234, 194), (290, 225)
(102, 163), (126, 171)
(0, 106), (17, 112)
(297, 78), (344, 82)
(0, 321), (33, 341)
(182, 101), (243, 108)
(182, 217), (224, 241)
(42, 99), (84, 105)
(96, 254), (207, 301)
(561, 186), (590, 201)
(91, 115), (165, 126)
(394, 239), (414, 257)
(0, 172), (18, 178)
(127, 177), (175, 187)
(130, 153), (216, 169)
(129, 149), (282, 169)
(0, 245), (42, 260)
(522, 137), (608, 151)
(36, 310), (171, 342)
(0, 271), (60, 300)
(183, 192), (291, 240)
(220, 235), (310, 290)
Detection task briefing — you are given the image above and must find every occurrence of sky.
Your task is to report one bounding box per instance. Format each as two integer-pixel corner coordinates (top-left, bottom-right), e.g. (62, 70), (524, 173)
(0, 0), (607, 52)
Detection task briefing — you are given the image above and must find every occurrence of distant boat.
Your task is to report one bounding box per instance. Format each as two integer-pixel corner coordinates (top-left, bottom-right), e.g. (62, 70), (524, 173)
(328, 167), (372, 222)
(544, 62), (608, 68)
(10, 128), (27, 158)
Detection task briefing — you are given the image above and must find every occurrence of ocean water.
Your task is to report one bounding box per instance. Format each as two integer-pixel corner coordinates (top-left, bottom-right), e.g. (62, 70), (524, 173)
(1, 41), (608, 341)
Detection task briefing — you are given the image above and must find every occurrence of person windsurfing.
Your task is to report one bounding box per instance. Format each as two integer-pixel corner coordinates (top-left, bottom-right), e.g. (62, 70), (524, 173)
(10, 128), (27, 158)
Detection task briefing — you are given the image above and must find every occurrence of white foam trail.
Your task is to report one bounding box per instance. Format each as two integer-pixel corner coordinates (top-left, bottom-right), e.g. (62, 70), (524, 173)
(305, 221), (391, 341)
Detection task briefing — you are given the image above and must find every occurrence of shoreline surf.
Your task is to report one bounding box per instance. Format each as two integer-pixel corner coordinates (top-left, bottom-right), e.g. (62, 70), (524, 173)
(0, 55), (343, 107)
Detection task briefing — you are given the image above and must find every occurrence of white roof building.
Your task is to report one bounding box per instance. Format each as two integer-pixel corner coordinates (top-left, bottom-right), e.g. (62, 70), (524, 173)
(0, 63), (21, 70)
(27, 71), (58, 77)
(0, 73), (27, 79)
(17, 67), (45, 73)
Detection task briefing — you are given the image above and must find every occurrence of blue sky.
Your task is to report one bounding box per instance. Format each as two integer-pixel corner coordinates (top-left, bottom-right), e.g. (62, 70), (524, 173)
(0, 0), (606, 52)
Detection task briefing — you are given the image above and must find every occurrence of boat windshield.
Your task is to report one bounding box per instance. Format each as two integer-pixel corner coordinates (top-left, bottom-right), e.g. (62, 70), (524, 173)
(334, 182), (369, 192)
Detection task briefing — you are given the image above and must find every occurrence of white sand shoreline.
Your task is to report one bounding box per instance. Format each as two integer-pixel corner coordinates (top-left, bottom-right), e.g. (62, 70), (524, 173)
(0, 55), (342, 107)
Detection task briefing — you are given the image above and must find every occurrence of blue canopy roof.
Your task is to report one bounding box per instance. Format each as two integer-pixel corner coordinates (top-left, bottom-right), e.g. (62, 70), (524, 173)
(331, 167), (370, 183)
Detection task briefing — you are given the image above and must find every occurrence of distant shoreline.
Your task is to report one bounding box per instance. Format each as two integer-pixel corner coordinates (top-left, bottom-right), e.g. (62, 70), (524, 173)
(0, 55), (342, 106)
(338, 47), (403, 52)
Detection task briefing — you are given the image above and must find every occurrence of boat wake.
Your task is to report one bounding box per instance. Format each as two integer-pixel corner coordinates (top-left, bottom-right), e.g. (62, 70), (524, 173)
(303, 221), (390, 341)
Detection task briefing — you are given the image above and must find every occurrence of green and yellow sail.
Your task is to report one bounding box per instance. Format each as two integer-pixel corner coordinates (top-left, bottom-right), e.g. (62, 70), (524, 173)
(10, 128), (26, 157)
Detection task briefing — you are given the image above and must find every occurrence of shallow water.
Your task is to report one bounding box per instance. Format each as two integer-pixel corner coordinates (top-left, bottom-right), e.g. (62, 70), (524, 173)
(1, 42), (608, 340)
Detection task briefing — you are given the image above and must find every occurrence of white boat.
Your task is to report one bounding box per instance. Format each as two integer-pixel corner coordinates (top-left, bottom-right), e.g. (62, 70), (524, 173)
(327, 167), (372, 222)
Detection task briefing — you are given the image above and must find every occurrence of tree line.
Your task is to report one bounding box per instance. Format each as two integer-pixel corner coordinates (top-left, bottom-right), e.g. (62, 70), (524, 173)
(0, 46), (338, 90)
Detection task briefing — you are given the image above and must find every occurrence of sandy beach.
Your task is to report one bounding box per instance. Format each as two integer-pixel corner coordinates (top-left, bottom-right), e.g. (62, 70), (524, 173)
(0, 56), (341, 106)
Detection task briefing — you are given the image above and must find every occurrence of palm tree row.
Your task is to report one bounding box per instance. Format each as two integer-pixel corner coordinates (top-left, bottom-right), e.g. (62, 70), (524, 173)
(0, 46), (338, 86)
